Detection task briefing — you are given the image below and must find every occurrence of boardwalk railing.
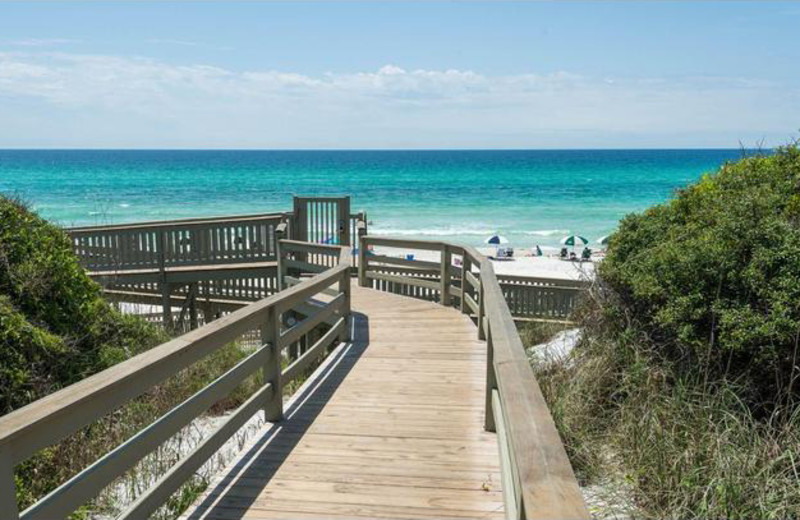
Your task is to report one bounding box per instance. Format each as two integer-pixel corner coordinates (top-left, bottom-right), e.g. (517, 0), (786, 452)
(66, 199), (367, 334)
(358, 236), (589, 520)
(68, 202), (368, 276)
(359, 237), (586, 321)
(69, 212), (288, 272)
(0, 242), (352, 520)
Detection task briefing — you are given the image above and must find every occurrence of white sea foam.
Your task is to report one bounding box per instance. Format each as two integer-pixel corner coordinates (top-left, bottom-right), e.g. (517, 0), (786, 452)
(370, 227), (575, 239)
(370, 227), (497, 236)
(119, 203), (131, 208)
(524, 229), (570, 237)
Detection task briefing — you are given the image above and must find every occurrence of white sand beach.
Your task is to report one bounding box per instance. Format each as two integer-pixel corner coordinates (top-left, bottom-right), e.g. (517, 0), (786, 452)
(370, 245), (596, 282)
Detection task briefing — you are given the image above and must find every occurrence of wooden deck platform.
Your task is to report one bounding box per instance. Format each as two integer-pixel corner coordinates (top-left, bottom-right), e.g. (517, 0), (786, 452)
(182, 285), (503, 520)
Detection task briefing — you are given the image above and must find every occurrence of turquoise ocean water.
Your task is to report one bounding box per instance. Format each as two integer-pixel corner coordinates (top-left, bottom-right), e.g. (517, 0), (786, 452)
(0, 149), (748, 248)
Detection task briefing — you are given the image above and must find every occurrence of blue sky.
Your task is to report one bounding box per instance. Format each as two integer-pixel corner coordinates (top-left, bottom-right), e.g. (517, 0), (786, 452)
(0, 1), (798, 149)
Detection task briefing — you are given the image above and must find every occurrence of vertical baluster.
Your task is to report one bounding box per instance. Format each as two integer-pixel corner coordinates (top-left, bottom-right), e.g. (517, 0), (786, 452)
(221, 226), (228, 262)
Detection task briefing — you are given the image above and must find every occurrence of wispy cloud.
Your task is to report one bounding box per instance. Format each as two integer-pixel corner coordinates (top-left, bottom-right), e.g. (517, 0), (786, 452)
(0, 51), (796, 148)
(145, 38), (233, 51)
(7, 38), (79, 47)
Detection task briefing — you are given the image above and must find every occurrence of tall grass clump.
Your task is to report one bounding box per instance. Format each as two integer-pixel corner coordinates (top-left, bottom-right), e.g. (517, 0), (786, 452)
(527, 144), (800, 518)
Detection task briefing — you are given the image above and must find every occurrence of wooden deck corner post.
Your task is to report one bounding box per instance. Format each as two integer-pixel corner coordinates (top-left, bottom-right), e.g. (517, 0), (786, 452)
(440, 244), (452, 307)
(0, 448), (19, 520)
(358, 235), (368, 287)
(262, 307), (283, 423)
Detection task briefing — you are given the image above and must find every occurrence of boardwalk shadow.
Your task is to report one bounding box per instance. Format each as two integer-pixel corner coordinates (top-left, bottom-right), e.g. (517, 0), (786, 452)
(184, 311), (370, 520)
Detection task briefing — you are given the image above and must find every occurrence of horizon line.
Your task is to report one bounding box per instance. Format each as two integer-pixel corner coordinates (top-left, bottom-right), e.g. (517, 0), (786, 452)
(0, 146), (772, 152)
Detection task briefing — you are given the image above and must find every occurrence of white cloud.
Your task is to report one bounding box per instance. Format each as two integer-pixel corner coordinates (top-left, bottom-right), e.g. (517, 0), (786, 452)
(0, 51), (796, 148)
(8, 38), (79, 47)
(144, 38), (234, 51)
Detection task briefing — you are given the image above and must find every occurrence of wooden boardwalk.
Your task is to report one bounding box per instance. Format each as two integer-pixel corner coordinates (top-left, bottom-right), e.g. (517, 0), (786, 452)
(1, 207), (588, 520)
(182, 286), (504, 519)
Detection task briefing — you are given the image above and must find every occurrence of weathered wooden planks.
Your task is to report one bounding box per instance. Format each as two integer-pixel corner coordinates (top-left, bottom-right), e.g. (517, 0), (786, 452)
(182, 286), (504, 520)
(358, 237), (589, 519)
(0, 242), (353, 520)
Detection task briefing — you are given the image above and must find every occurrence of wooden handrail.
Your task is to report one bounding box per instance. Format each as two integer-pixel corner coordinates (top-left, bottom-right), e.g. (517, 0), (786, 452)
(0, 242), (352, 520)
(67, 211), (289, 233)
(359, 235), (589, 519)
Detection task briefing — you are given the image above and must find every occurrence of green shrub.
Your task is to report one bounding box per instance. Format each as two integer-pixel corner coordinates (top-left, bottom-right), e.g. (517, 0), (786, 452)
(529, 145), (800, 518)
(600, 144), (800, 406)
(0, 196), (166, 413)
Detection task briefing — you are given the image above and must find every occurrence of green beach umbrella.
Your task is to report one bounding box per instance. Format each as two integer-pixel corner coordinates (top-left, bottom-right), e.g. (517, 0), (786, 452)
(560, 235), (588, 247)
(597, 235), (610, 245)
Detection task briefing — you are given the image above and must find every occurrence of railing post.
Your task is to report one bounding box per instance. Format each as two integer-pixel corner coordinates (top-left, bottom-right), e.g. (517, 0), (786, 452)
(440, 244), (451, 306)
(477, 281), (486, 341)
(460, 254), (471, 314)
(0, 448), (19, 520)
(339, 270), (351, 343)
(161, 282), (173, 332)
(484, 321), (497, 432)
(157, 228), (167, 273)
(276, 223), (287, 291)
(358, 235), (368, 287)
(189, 283), (198, 330)
(261, 307), (283, 422)
(355, 216), (367, 276)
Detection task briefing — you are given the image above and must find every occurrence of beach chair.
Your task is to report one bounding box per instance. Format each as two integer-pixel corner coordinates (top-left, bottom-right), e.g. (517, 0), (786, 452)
(560, 247), (568, 259)
(496, 247), (514, 259)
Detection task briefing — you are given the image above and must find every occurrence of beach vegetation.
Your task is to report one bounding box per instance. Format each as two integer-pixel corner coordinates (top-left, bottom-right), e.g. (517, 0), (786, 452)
(0, 196), (262, 518)
(526, 144), (800, 518)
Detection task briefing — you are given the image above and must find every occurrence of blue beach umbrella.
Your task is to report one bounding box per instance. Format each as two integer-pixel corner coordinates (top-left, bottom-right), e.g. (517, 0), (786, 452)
(484, 234), (509, 245)
(560, 235), (588, 247)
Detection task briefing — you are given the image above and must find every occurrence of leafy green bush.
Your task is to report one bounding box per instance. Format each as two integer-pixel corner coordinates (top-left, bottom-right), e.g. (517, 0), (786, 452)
(0, 196), (166, 413)
(600, 144), (800, 406)
(528, 145), (800, 518)
(0, 197), (265, 515)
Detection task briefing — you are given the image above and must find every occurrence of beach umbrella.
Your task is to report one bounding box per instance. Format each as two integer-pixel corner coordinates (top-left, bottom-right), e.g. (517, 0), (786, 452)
(597, 235), (610, 245)
(560, 235), (588, 247)
(484, 234), (509, 245)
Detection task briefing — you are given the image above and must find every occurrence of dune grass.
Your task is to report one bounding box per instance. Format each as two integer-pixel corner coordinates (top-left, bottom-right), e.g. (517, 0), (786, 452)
(523, 281), (800, 519)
